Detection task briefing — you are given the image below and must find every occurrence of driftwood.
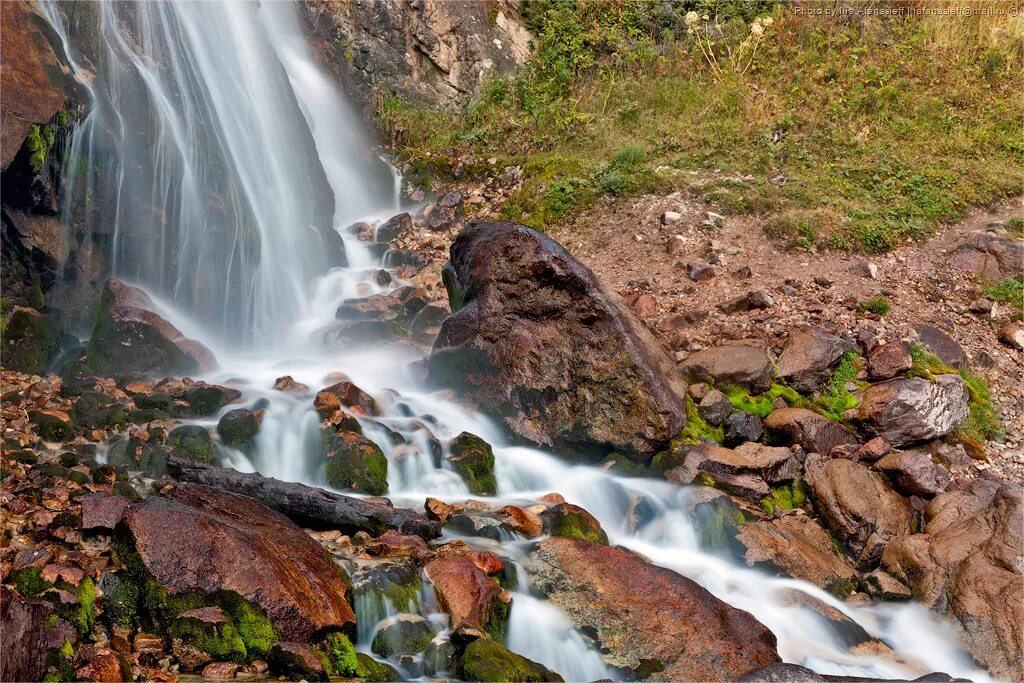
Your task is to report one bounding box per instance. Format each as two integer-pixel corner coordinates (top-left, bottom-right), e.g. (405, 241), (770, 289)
(166, 456), (441, 540)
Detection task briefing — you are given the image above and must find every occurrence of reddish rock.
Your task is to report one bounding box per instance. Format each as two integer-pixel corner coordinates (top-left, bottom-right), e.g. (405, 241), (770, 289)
(998, 321), (1024, 351)
(314, 380), (381, 417)
(776, 327), (851, 392)
(267, 642), (327, 682)
(679, 343), (775, 394)
(424, 497), (459, 524)
(201, 661), (242, 679)
(530, 537), (780, 680)
(81, 492), (130, 532)
(365, 529), (430, 561)
(737, 515), (856, 589)
(866, 341), (912, 380)
(423, 555), (511, 636)
(913, 325), (967, 369)
(272, 375), (310, 394)
(947, 231), (1023, 282)
(0, 585), (53, 683)
(465, 550), (505, 576)
(75, 648), (128, 683)
(495, 505), (543, 538)
(764, 407), (858, 455)
(122, 483), (355, 642)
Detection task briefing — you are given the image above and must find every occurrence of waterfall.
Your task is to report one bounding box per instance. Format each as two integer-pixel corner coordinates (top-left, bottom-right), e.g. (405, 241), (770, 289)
(39, 2), (999, 682)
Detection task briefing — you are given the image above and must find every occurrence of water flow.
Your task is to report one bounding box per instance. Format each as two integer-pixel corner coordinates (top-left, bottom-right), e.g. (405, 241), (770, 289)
(43, 2), (997, 681)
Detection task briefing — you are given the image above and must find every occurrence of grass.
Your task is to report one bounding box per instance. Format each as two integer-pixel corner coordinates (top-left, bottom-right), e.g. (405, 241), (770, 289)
(857, 295), (891, 315)
(985, 277), (1024, 318)
(377, 2), (1024, 249)
(818, 352), (862, 420)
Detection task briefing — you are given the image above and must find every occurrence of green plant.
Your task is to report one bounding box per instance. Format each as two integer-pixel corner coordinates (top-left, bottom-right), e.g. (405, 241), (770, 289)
(984, 277), (1024, 317)
(818, 352), (861, 420)
(857, 295), (891, 316)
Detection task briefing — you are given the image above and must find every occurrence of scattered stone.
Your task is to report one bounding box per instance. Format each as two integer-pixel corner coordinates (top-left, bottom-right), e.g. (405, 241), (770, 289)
(998, 321), (1024, 351)
(661, 210), (682, 224)
(866, 341), (912, 380)
(495, 505), (543, 538)
(913, 325), (967, 369)
(686, 260), (715, 281)
(314, 380), (381, 417)
(666, 235), (687, 254)
(733, 265), (753, 280)
(874, 450), (951, 498)
(946, 231), (1023, 281)
(698, 389), (733, 426)
(852, 261), (878, 279)
(764, 408), (858, 455)
(853, 437), (891, 463)
(375, 212), (414, 242)
(969, 298), (993, 314)
(679, 343), (775, 394)
(724, 412), (763, 447)
(776, 327), (851, 392)
(857, 376), (969, 447)
(720, 290), (773, 313)
(81, 493), (130, 532)
(272, 375), (311, 394)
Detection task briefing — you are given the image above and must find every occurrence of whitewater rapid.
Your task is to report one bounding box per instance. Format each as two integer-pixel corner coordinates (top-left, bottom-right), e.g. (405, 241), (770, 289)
(41, 1), (996, 681)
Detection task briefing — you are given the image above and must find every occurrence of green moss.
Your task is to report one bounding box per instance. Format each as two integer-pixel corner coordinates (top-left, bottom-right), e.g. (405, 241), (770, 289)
(907, 345), (956, 381)
(101, 571), (139, 628)
(695, 500), (746, 552)
(857, 295), (891, 315)
(767, 480), (806, 514)
(170, 610), (247, 663)
(958, 369), (1004, 443)
(181, 386), (232, 417)
(448, 432), (497, 496)
(548, 510), (607, 545)
(323, 430), (389, 495)
(817, 352), (862, 421)
(724, 382), (804, 418)
(356, 653), (400, 682)
(46, 576), (96, 635)
(217, 592), (277, 658)
(677, 395), (724, 445)
(382, 579), (421, 613)
(25, 123), (56, 172)
(371, 618), (435, 657)
(458, 638), (564, 683)
(72, 392), (128, 430)
(11, 566), (49, 597)
(267, 644), (327, 682)
(321, 631), (359, 677)
(28, 412), (75, 442)
(484, 594), (511, 642)
(166, 425), (216, 464)
(825, 577), (858, 599)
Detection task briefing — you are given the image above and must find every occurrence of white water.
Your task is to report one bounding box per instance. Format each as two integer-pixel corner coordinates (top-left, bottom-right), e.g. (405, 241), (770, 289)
(43, 2), (998, 681)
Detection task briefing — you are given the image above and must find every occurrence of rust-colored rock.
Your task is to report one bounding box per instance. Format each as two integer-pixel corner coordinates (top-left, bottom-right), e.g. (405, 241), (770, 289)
(429, 221), (687, 462)
(0, 585), (54, 683)
(495, 505), (543, 538)
(530, 537), (780, 680)
(764, 407), (858, 455)
(314, 380), (381, 417)
(121, 483), (355, 642)
(81, 492), (131, 532)
(737, 514), (856, 589)
(423, 555), (510, 636)
(75, 647), (128, 683)
(365, 529), (430, 561)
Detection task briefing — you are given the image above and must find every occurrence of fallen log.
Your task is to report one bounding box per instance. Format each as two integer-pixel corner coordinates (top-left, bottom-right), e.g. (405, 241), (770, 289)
(166, 456), (441, 540)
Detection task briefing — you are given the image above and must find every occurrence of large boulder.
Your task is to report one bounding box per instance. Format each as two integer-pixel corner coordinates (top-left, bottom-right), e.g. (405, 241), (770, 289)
(0, 585), (55, 682)
(679, 343), (775, 394)
(803, 457), (911, 562)
(946, 231), (1024, 282)
(857, 376), (968, 447)
(776, 327), (850, 393)
(423, 555), (510, 639)
(883, 482), (1023, 681)
(118, 483), (355, 646)
(1, 305), (62, 374)
(86, 279), (215, 378)
(736, 514), (856, 591)
(529, 537), (780, 680)
(458, 639), (563, 683)
(428, 221), (686, 462)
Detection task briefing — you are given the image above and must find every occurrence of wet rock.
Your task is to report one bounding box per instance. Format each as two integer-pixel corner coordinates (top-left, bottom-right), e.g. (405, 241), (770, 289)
(314, 380), (380, 418)
(365, 529), (430, 562)
(120, 483), (356, 647)
(423, 555), (511, 639)
(74, 647), (130, 683)
(28, 408), (74, 442)
(495, 505), (543, 538)
(425, 497), (459, 525)
(542, 503), (608, 545)
(429, 221), (686, 463)
(323, 430), (389, 495)
(529, 537), (780, 680)
(763, 408), (858, 455)
(86, 279), (215, 377)
(804, 456), (911, 558)
(72, 391), (128, 429)
(679, 343), (775, 394)
(737, 515), (856, 590)
(947, 231), (1023, 281)
(883, 482), (1023, 680)
(776, 327), (851, 393)
(738, 662), (962, 682)
(861, 570), (911, 601)
(0, 585), (54, 682)
(371, 614), (435, 657)
(375, 213), (414, 243)
(698, 389), (733, 426)
(201, 661), (242, 680)
(167, 425), (216, 464)
(267, 641), (327, 682)
(170, 606), (246, 671)
(874, 450), (951, 498)
(181, 384), (241, 417)
(913, 325), (967, 369)
(81, 492), (130, 532)
(273, 375), (311, 394)
(724, 412), (763, 447)
(446, 432), (496, 496)
(458, 639), (562, 682)
(1, 305), (62, 374)
(867, 341), (912, 380)
(216, 408), (261, 446)
(447, 511), (511, 541)
(857, 376), (968, 447)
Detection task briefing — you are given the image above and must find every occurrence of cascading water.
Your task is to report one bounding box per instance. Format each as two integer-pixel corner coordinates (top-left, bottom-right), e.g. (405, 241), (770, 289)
(43, 2), (998, 681)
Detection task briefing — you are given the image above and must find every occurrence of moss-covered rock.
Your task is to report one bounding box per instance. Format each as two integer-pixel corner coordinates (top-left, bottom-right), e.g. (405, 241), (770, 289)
(217, 408), (261, 446)
(28, 410), (74, 442)
(370, 614), (435, 657)
(1, 305), (62, 374)
(323, 429), (388, 495)
(166, 425), (216, 464)
(181, 386), (236, 417)
(267, 641), (327, 681)
(170, 606), (247, 670)
(99, 570), (138, 629)
(458, 639), (563, 682)
(356, 652), (400, 681)
(320, 631), (359, 677)
(447, 432), (497, 496)
(543, 503), (608, 545)
(71, 392), (128, 430)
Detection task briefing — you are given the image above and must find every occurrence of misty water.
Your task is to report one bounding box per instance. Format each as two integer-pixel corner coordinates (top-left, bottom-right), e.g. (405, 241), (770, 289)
(41, 1), (995, 681)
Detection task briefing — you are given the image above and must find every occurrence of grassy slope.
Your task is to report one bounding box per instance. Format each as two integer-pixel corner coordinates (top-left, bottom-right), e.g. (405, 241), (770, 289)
(377, 2), (1024, 252)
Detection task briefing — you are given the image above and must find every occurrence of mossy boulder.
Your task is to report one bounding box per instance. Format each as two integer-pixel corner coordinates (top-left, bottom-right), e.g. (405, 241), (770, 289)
(28, 409), (74, 442)
(323, 429), (388, 495)
(542, 503), (608, 545)
(370, 614), (435, 657)
(166, 425), (216, 464)
(458, 639), (563, 682)
(267, 641), (327, 681)
(356, 653), (401, 682)
(71, 391), (128, 430)
(99, 570), (138, 629)
(217, 408), (261, 446)
(1, 305), (62, 374)
(181, 385), (238, 417)
(447, 432), (497, 496)
(170, 606), (247, 670)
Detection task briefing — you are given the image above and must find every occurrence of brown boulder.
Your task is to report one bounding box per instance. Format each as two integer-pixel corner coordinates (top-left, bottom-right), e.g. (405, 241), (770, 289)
(679, 343), (775, 394)
(883, 482), (1023, 681)
(873, 450), (951, 498)
(736, 514), (856, 590)
(314, 380), (380, 417)
(776, 327), (851, 393)
(120, 483), (355, 643)
(86, 279), (215, 378)
(495, 505), (543, 538)
(803, 456), (911, 560)
(764, 407), (859, 455)
(947, 231), (1023, 282)
(423, 555), (511, 638)
(0, 585), (54, 682)
(529, 537), (780, 680)
(857, 376), (968, 447)
(866, 341), (912, 380)
(428, 221), (686, 463)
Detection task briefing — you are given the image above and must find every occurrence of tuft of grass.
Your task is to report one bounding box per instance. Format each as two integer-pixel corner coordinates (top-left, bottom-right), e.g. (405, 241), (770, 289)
(1006, 216), (1024, 239)
(817, 351), (861, 421)
(679, 395), (725, 445)
(857, 295), (891, 316)
(984, 277), (1024, 318)
(958, 369), (1004, 443)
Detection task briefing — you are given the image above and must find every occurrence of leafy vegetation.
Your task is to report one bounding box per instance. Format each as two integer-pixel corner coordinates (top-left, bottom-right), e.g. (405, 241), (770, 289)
(857, 295), (891, 316)
(378, 1), (1023, 249)
(985, 277), (1024, 318)
(818, 352), (862, 420)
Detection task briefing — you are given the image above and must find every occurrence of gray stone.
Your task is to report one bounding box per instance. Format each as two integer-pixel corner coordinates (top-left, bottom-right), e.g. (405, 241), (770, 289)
(857, 376), (969, 447)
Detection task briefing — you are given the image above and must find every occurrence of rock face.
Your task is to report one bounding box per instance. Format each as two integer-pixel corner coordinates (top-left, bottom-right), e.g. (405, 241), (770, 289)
(530, 537), (781, 680)
(0, 586), (54, 682)
(947, 231), (1024, 281)
(736, 515), (856, 590)
(86, 279), (216, 378)
(776, 327), (850, 392)
(803, 457), (911, 559)
(302, 0), (531, 108)
(679, 343), (775, 394)
(120, 483), (356, 643)
(857, 376), (968, 447)
(429, 222), (687, 462)
(764, 408), (858, 455)
(883, 482), (1023, 681)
